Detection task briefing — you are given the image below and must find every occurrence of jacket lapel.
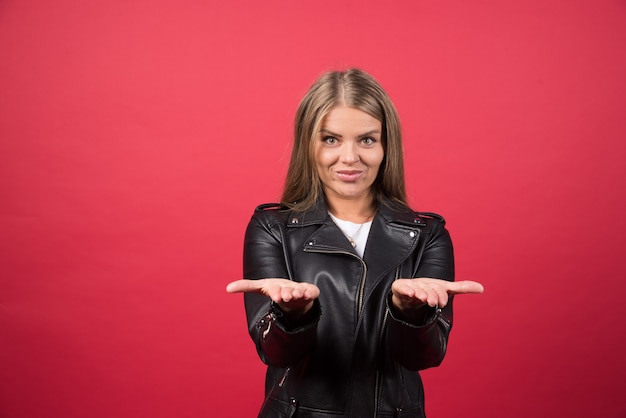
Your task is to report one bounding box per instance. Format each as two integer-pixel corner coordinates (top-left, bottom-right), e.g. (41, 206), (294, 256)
(361, 205), (422, 298)
(286, 197), (358, 254)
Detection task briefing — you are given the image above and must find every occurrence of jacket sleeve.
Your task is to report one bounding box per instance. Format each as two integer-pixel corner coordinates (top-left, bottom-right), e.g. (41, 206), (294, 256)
(242, 210), (320, 368)
(386, 217), (455, 371)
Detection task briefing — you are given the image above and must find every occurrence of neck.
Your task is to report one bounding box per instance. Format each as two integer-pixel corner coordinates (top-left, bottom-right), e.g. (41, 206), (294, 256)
(326, 195), (376, 223)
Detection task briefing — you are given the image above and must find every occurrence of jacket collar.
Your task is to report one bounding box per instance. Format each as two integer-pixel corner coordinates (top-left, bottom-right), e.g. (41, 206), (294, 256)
(285, 196), (427, 228)
(287, 196), (425, 267)
(284, 197), (329, 227)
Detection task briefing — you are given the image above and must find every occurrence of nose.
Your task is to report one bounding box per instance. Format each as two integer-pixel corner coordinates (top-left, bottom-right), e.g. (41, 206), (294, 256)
(340, 142), (360, 164)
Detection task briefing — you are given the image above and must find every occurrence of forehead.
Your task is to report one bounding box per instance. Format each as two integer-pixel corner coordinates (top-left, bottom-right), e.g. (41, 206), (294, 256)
(321, 105), (381, 132)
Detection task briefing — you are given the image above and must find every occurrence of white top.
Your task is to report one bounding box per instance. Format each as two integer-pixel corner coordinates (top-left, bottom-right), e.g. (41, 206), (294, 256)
(328, 213), (373, 258)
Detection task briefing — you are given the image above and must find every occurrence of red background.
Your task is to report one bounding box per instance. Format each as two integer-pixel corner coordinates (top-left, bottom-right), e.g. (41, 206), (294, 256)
(1, 1), (625, 417)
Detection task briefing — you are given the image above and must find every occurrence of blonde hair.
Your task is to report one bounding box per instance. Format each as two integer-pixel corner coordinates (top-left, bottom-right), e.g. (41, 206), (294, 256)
(281, 68), (407, 211)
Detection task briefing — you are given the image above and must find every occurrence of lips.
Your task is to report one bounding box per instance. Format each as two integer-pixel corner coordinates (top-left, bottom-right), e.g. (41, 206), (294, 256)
(335, 170), (363, 182)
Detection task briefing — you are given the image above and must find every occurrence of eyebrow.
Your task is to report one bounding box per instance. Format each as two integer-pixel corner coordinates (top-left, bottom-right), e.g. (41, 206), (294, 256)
(320, 128), (381, 137)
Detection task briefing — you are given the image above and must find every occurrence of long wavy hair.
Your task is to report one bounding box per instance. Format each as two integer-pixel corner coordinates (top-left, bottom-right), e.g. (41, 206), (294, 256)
(281, 68), (407, 212)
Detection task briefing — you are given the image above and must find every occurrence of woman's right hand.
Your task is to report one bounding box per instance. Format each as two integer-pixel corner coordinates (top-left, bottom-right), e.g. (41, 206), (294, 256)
(226, 278), (320, 315)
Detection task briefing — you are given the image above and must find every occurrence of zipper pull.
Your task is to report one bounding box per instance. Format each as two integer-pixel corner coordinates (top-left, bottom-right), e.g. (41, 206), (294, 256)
(260, 312), (276, 339)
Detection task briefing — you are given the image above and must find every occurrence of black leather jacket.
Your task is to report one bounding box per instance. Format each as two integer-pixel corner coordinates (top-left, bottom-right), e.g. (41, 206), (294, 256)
(242, 198), (455, 418)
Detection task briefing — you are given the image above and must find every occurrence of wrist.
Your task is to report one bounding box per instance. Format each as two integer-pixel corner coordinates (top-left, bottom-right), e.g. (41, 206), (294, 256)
(389, 294), (434, 324)
(271, 300), (320, 331)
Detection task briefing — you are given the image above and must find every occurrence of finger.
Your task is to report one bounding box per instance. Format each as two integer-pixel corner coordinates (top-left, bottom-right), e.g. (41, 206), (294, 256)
(447, 280), (485, 295)
(433, 286), (449, 308)
(396, 279), (441, 303)
(303, 285), (320, 300)
(283, 284), (316, 301)
(291, 286), (303, 300)
(392, 281), (417, 298)
(426, 287), (440, 307)
(294, 285), (308, 300)
(403, 285), (428, 304)
(280, 285), (295, 302)
(266, 284), (288, 303)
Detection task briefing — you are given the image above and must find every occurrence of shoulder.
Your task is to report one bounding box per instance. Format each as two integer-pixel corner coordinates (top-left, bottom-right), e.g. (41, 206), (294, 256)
(251, 202), (328, 228)
(379, 202), (446, 230)
(414, 211), (446, 228)
(255, 203), (288, 212)
(378, 203), (450, 246)
(405, 211), (447, 239)
(243, 203), (291, 245)
(249, 203), (292, 227)
(246, 202), (326, 243)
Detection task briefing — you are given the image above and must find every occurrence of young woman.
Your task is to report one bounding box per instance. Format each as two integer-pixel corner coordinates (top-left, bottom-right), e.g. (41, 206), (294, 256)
(227, 68), (484, 417)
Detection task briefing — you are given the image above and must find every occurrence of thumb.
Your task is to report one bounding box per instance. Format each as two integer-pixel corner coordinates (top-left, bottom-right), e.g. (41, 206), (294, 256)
(226, 279), (257, 294)
(447, 280), (485, 295)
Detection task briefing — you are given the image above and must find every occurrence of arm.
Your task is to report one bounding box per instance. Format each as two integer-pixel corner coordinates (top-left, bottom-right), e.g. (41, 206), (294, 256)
(230, 211), (321, 368)
(386, 219), (482, 370)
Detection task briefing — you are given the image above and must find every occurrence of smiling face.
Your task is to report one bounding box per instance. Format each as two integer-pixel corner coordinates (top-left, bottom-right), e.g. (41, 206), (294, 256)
(314, 105), (384, 210)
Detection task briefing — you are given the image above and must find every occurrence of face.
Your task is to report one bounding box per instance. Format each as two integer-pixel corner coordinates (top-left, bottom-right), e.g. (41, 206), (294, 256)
(314, 105), (384, 207)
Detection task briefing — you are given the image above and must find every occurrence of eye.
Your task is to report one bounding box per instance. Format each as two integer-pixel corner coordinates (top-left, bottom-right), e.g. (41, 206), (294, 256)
(361, 137), (376, 145)
(322, 136), (338, 145)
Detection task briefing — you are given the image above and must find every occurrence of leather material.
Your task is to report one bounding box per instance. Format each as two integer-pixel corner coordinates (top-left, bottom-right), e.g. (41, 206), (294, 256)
(242, 198), (455, 417)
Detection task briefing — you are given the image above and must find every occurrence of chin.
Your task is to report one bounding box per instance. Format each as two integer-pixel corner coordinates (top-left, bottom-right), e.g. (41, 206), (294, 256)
(338, 190), (367, 199)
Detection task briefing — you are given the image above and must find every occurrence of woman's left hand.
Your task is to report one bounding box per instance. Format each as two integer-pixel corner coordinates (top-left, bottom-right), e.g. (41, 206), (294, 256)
(391, 278), (484, 311)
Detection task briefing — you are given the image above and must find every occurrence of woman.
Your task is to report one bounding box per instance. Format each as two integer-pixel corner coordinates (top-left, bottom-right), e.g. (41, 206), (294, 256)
(227, 68), (483, 417)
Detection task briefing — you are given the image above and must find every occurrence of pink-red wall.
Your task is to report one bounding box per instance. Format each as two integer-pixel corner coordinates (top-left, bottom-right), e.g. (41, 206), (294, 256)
(1, 1), (625, 417)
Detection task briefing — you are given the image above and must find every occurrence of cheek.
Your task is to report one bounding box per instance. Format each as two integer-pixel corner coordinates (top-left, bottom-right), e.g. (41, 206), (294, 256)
(368, 149), (385, 172)
(314, 148), (333, 170)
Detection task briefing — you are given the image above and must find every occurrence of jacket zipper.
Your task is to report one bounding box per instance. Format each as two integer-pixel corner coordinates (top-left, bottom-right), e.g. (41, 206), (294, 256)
(279, 367), (290, 387)
(374, 266), (400, 417)
(373, 307), (390, 417)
